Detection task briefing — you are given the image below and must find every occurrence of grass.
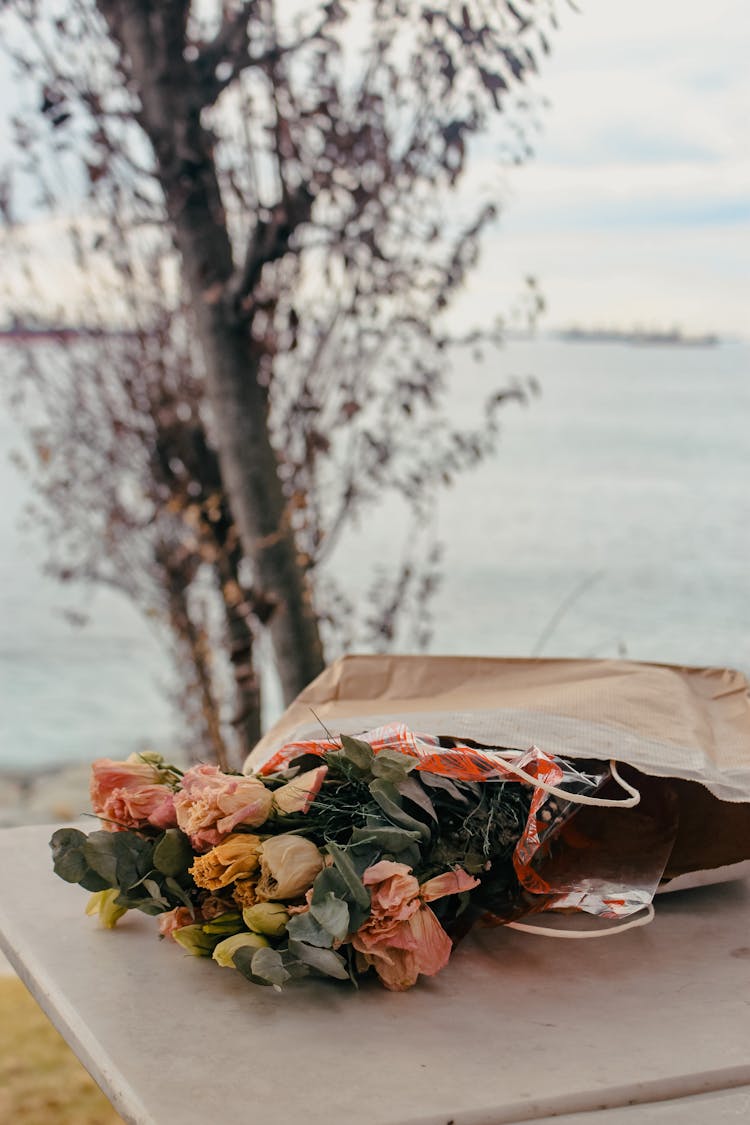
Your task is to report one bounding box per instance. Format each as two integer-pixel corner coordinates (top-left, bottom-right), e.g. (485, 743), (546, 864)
(0, 976), (124, 1125)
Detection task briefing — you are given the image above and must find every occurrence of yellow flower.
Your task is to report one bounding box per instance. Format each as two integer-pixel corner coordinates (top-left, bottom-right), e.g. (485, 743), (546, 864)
(242, 902), (289, 937)
(172, 925), (217, 957)
(190, 833), (263, 890)
(85, 889), (128, 929)
(256, 834), (324, 901)
(212, 932), (269, 969)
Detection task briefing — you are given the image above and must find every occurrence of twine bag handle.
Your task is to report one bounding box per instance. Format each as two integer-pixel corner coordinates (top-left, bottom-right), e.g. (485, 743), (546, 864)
(506, 903), (655, 939)
(497, 756), (651, 939)
(490, 754), (642, 809)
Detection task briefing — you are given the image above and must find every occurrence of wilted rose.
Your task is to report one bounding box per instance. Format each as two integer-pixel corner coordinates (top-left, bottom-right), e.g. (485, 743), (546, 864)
(158, 906), (195, 941)
(174, 765), (273, 850)
(256, 834), (324, 901)
(190, 834), (263, 891)
(272, 766), (328, 815)
(100, 784), (177, 832)
(351, 860), (479, 992)
(90, 757), (177, 832)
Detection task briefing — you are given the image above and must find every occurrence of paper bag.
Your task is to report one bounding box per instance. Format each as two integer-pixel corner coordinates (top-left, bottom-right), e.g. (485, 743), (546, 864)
(245, 655), (750, 882)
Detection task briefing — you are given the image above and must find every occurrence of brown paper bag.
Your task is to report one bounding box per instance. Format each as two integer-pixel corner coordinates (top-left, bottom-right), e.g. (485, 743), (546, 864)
(245, 654), (750, 882)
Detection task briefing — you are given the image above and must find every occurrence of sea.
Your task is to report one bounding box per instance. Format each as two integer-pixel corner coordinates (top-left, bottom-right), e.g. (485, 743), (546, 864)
(1, 337), (748, 771)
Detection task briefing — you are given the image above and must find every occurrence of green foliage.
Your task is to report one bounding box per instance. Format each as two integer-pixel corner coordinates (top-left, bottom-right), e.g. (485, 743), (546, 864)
(49, 826), (197, 916)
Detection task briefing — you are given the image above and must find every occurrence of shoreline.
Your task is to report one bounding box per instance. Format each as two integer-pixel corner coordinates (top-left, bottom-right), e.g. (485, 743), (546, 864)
(0, 761), (94, 829)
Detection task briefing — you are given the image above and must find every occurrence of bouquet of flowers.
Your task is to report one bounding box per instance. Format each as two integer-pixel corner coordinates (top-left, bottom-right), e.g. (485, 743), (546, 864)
(50, 722), (648, 992)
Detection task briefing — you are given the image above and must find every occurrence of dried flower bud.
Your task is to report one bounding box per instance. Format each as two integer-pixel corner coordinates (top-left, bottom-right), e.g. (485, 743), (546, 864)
(256, 834), (324, 901)
(242, 902), (289, 937)
(212, 932), (269, 969)
(85, 888), (128, 929)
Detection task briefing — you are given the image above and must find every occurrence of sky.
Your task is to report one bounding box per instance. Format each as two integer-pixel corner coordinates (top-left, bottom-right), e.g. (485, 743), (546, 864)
(1, 0), (748, 335)
(455, 0), (750, 337)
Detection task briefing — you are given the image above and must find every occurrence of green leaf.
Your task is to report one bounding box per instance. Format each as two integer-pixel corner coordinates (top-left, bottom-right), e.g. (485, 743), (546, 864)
(370, 747), (417, 782)
(201, 912), (243, 936)
(325, 843), (371, 909)
(82, 832), (119, 884)
(349, 825), (421, 854)
(286, 910), (334, 948)
(396, 776), (438, 821)
(420, 772), (469, 803)
(310, 893), (350, 941)
(164, 877), (194, 912)
(50, 829), (92, 884)
(250, 947), (292, 989)
(141, 878), (170, 908)
(369, 779), (432, 842)
(340, 735), (374, 770)
(287, 939), (350, 981)
(153, 830), (193, 877)
(232, 945), (269, 985)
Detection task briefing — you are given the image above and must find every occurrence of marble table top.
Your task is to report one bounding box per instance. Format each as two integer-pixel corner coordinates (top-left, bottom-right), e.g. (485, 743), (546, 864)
(1, 823), (749, 1125)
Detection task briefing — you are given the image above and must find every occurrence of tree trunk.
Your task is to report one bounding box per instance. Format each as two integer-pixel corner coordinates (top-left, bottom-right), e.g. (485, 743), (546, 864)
(98, 1), (325, 703)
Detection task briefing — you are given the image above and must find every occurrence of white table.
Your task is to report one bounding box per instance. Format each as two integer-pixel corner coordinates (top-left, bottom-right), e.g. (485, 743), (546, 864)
(1, 823), (749, 1125)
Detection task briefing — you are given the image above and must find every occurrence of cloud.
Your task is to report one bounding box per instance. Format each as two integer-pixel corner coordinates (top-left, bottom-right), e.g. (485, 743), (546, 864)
(451, 0), (750, 335)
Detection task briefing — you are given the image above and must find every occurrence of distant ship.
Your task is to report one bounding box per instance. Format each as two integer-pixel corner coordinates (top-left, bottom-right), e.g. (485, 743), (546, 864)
(558, 327), (720, 347)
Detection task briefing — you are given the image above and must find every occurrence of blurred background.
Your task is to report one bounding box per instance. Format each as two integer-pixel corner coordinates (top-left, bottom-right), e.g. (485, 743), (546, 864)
(0, 0), (748, 812)
(0, 3), (746, 1118)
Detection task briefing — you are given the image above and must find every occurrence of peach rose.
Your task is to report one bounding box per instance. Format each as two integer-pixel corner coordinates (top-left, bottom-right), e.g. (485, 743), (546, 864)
(90, 758), (177, 831)
(174, 765), (273, 850)
(158, 906), (196, 941)
(272, 766), (328, 815)
(351, 860), (479, 992)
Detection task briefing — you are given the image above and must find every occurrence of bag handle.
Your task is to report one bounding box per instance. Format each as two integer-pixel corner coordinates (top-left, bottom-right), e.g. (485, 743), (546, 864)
(505, 902), (655, 939)
(491, 755), (641, 809)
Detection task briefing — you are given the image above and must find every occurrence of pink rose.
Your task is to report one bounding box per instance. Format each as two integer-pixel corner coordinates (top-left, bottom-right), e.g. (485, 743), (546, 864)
(90, 758), (177, 832)
(351, 861), (479, 992)
(272, 766), (328, 815)
(174, 765), (273, 851)
(97, 784), (177, 832)
(90, 757), (159, 808)
(158, 906), (195, 941)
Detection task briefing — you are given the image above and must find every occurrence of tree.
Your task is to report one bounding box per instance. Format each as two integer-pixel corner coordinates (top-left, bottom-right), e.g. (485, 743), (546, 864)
(1, 0), (552, 759)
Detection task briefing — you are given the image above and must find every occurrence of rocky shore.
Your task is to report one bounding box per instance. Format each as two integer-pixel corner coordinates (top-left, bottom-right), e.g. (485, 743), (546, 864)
(0, 763), (94, 830)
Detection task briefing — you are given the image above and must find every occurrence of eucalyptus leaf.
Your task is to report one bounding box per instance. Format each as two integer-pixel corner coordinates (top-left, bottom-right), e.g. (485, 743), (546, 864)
(419, 772), (470, 803)
(142, 877), (167, 902)
(340, 735), (374, 770)
(164, 876), (194, 912)
(153, 830), (193, 877)
(310, 893), (350, 941)
(369, 779), (431, 842)
(232, 945), (270, 985)
(286, 910), (334, 948)
(311, 865), (349, 903)
(250, 947), (292, 988)
(325, 843), (371, 909)
(82, 832), (120, 884)
(349, 825), (421, 854)
(396, 775), (438, 821)
(287, 939), (350, 980)
(370, 747), (417, 782)
(49, 828), (108, 886)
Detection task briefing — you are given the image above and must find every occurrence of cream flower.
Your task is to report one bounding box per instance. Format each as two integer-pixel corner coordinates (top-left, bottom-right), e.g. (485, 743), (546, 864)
(255, 834), (324, 901)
